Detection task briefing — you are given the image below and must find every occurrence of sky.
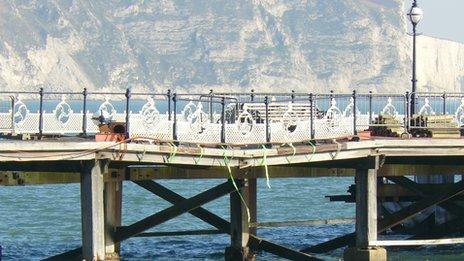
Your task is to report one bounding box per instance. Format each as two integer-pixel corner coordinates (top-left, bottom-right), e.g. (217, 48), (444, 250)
(409, 0), (464, 43)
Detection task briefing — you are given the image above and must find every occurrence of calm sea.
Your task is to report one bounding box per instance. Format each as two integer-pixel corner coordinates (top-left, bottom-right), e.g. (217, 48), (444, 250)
(1, 177), (464, 260)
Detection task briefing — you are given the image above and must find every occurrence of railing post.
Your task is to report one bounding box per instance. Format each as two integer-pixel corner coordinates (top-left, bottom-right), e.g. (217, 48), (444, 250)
(38, 87), (44, 138)
(291, 90), (295, 103)
(442, 92), (447, 115)
(125, 88), (131, 139)
(405, 91), (410, 133)
(221, 97), (226, 143)
(10, 96), (15, 135)
(250, 89), (255, 102)
(167, 89), (172, 121)
(309, 93), (315, 140)
(368, 91), (373, 124)
(209, 89), (214, 123)
(353, 90), (357, 136)
(172, 93), (178, 142)
(82, 88), (88, 136)
(264, 96), (270, 143)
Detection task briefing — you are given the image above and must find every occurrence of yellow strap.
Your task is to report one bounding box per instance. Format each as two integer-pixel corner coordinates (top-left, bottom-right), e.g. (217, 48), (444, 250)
(222, 146), (250, 223)
(193, 144), (204, 165)
(259, 145), (271, 188)
(167, 142), (178, 163)
(285, 143), (296, 164)
(306, 141), (316, 162)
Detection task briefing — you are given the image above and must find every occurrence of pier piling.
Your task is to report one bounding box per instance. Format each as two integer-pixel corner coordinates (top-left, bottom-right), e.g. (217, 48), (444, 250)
(80, 160), (107, 260)
(344, 157), (387, 261)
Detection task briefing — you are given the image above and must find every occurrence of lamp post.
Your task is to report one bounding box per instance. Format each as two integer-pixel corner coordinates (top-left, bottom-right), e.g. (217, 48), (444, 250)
(408, 0), (423, 115)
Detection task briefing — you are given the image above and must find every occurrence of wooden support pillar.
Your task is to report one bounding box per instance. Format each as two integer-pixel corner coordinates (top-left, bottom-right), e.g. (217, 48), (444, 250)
(81, 160), (107, 261)
(104, 170), (123, 260)
(344, 157), (386, 261)
(248, 178), (257, 236)
(226, 178), (256, 261)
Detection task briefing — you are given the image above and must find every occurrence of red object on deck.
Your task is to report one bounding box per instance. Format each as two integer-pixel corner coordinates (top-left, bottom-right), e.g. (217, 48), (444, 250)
(95, 133), (125, 142)
(358, 130), (372, 140)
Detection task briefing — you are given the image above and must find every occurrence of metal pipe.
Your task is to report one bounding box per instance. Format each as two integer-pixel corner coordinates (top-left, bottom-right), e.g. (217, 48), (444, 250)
(353, 90), (357, 136)
(411, 22), (417, 115)
(265, 96), (270, 143)
(221, 97), (226, 143)
(405, 91), (410, 133)
(442, 92), (447, 115)
(125, 88), (131, 138)
(209, 89), (214, 123)
(309, 93), (315, 140)
(82, 88), (88, 136)
(368, 91), (373, 124)
(172, 93), (178, 141)
(167, 89), (172, 121)
(38, 87), (44, 138)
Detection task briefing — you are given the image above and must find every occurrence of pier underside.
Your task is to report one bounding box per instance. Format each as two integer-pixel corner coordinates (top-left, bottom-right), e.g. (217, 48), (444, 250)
(2, 138), (464, 260)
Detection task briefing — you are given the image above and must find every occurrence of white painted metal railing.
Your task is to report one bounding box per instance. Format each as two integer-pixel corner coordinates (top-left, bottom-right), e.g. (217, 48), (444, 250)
(1, 89), (463, 144)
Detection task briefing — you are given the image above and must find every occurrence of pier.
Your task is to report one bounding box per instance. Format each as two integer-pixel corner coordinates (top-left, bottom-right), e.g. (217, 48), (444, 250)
(2, 89), (464, 260)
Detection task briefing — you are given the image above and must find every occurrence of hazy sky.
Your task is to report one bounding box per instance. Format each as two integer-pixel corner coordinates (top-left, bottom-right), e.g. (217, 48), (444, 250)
(409, 0), (464, 43)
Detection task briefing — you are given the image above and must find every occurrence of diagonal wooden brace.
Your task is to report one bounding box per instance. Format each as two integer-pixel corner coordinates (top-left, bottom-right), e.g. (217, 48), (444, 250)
(115, 179), (238, 242)
(302, 180), (464, 254)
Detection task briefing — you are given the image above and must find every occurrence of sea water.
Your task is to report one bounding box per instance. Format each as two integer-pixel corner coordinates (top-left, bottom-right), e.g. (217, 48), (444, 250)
(2, 177), (464, 260)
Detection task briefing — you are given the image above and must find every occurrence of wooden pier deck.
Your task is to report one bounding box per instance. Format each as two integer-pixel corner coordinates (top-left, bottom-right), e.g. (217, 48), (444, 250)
(2, 137), (464, 260)
(3, 89), (464, 260)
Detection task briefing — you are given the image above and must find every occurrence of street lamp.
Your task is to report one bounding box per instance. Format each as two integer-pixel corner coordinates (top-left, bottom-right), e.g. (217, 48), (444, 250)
(408, 0), (423, 115)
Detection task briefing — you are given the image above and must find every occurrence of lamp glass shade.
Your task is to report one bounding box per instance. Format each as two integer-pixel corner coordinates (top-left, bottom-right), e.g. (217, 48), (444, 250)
(408, 6), (423, 25)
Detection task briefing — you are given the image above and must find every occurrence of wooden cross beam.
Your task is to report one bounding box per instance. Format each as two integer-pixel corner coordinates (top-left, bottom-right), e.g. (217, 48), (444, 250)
(387, 176), (464, 217)
(133, 180), (231, 232)
(48, 179), (321, 260)
(115, 179), (237, 242)
(301, 180), (464, 254)
(135, 180), (319, 260)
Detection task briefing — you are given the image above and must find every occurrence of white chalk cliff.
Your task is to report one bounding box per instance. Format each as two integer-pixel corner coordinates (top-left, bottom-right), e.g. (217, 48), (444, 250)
(0, 0), (463, 94)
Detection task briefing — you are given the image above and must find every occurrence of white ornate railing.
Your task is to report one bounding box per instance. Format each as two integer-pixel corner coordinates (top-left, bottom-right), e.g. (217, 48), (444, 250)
(1, 89), (463, 144)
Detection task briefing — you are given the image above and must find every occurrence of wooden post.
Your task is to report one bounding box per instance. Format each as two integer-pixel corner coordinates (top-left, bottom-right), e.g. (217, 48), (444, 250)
(344, 157), (386, 261)
(104, 170), (123, 259)
(225, 179), (255, 261)
(81, 160), (107, 261)
(248, 178), (257, 236)
(355, 168), (377, 247)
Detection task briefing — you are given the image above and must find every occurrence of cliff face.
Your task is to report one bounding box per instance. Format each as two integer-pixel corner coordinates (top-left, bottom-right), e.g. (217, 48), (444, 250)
(0, 0), (463, 93)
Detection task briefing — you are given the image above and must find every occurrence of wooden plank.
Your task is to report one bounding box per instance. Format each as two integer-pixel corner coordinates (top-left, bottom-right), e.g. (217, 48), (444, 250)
(249, 235), (321, 261)
(301, 233), (355, 254)
(251, 218), (355, 228)
(379, 164), (464, 176)
(115, 180), (237, 242)
(80, 160), (106, 261)
(133, 229), (224, 237)
(371, 238), (464, 246)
